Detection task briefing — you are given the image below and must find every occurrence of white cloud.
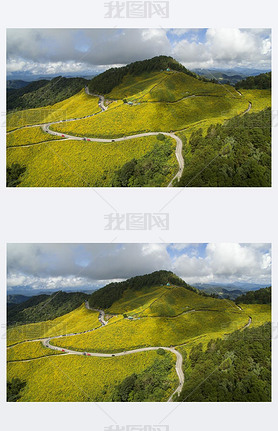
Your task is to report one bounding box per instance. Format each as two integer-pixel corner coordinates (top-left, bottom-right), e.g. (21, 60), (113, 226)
(7, 243), (271, 294)
(6, 28), (271, 79)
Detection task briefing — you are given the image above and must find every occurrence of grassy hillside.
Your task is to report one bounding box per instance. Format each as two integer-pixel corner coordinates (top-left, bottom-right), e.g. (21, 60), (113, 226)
(51, 308), (248, 353)
(88, 270), (195, 309)
(6, 125), (62, 148)
(7, 305), (100, 346)
(7, 135), (176, 187)
(8, 291), (89, 325)
(6, 57), (271, 188)
(88, 55), (198, 95)
(7, 341), (63, 361)
(51, 91), (248, 138)
(7, 349), (176, 402)
(7, 76), (89, 111)
(7, 275), (271, 402)
(6, 90), (100, 132)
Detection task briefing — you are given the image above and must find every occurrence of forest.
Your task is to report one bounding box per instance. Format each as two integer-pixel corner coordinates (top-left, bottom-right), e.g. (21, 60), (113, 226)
(111, 136), (174, 187)
(179, 108), (271, 187)
(177, 323), (271, 402)
(111, 351), (174, 401)
(235, 72), (271, 90)
(235, 286), (271, 304)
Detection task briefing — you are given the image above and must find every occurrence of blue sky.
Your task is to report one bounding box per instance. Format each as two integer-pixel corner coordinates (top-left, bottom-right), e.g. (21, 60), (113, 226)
(7, 28), (271, 79)
(7, 243), (271, 294)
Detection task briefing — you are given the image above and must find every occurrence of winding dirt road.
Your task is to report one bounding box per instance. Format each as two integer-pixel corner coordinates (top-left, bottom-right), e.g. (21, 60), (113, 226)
(7, 89), (184, 186)
(37, 305), (185, 401)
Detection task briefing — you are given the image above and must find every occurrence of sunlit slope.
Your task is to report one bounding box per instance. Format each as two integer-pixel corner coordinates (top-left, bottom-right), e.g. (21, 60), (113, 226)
(52, 308), (247, 353)
(51, 286), (249, 352)
(51, 93), (248, 138)
(135, 285), (241, 317)
(104, 70), (240, 102)
(7, 350), (177, 402)
(7, 135), (176, 187)
(177, 303), (271, 359)
(107, 285), (239, 316)
(107, 71), (164, 99)
(6, 126), (62, 147)
(7, 341), (63, 361)
(140, 71), (240, 102)
(7, 305), (100, 346)
(6, 90), (101, 131)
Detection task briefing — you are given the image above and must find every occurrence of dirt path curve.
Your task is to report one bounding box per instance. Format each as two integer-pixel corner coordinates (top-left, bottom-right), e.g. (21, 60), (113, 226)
(242, 316), (252, 329)
(42, 124), (184, 186)
(7, 88), (185, 185)
(42, 335), (184, 401)
(31, 303), (184, 401)
(85, 300), (107, 326)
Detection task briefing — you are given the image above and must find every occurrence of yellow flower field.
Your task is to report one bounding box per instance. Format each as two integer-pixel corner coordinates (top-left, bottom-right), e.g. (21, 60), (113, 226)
(7, 350), (177, 401)
(51, 94), (249, 138)
(7, 305), (100, 346)
(51, 308), (249, 353)
(7, 340), (63, 361)
(7, 136), (177, 187)
(6, 90), (101, 131)
(6, 125), (62, 147)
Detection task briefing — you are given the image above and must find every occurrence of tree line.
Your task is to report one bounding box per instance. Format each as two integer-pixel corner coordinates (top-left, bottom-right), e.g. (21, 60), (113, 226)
(178, 108), (271, 187)
(235, 72), (271, 90)
(177, 322), (271, 402)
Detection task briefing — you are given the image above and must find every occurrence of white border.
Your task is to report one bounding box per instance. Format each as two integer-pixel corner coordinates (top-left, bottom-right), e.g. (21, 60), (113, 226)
(1, 0), (278, 430)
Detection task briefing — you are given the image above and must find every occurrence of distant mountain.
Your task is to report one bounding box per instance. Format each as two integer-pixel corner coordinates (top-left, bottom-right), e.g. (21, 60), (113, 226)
(7, 294), (30, 305)
(193, 68), (271, 85)
(7, 291), (90, 326)
(194, 284), (243, 300)
(193, 282), (269, 291)
(7, 80), (30, 90)
(89, 270), (197, 309)
(7, 76), (89, 112)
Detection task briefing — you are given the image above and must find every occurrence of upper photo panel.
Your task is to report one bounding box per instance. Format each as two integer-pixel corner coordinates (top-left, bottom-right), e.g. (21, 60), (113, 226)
(6, 28), (271, 187)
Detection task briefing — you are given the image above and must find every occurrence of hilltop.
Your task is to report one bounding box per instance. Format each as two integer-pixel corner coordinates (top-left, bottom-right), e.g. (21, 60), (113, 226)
(88, 270), (196, 309)
(88, 55), (201, 95)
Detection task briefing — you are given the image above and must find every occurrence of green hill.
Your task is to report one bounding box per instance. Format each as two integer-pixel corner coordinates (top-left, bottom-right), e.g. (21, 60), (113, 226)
(88, 55), (199, 95)
(7, 76), (89, 111)
(88, 270), (196, 309)
(235, 286), (271, 304)
(7, 291), (89, 325)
